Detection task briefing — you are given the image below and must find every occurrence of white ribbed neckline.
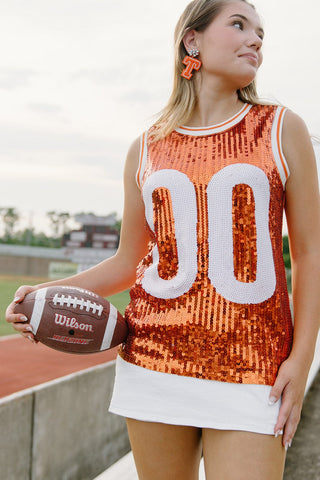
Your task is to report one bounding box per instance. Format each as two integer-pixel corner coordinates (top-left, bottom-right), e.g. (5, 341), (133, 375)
(176, 103), (252, 136)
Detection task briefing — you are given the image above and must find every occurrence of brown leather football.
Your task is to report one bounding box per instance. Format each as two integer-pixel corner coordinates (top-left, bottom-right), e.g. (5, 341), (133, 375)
(14, 286), (128, 354)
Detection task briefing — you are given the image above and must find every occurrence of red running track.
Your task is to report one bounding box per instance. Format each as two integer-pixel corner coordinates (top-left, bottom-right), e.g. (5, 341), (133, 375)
(0, 335), (118, 399)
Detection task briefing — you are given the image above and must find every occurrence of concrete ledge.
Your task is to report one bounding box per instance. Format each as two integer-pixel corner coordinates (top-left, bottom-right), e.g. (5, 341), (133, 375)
(0, 390), (34, 480)
(0, 362), (130, 480)
(32, 363), (130, 480)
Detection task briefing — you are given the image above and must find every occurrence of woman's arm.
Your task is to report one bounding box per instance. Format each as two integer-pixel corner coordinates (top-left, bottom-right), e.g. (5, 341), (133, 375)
(6, 137), (150, 336)
(270, 110), (320, 449)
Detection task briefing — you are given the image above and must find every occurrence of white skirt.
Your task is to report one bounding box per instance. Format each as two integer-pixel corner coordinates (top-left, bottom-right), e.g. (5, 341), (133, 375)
(109, 356), (281, 435)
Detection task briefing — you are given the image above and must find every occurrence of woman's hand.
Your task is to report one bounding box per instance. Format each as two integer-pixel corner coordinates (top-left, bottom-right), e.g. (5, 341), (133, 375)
(269, 356), (310, 451)
(5, 285), (39, 344)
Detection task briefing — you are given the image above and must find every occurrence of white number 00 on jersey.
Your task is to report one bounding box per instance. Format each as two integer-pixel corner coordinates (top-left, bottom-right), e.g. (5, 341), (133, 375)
(142, 164), (276, 305)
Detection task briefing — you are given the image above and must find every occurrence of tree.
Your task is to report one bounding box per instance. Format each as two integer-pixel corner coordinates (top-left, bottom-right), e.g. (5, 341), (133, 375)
(47, 211), (71, 238)
(47, 211), (60, 237)
(1, 207), (20, 241)
(59, 212), (71, 236)
(282, 235), (291, 269)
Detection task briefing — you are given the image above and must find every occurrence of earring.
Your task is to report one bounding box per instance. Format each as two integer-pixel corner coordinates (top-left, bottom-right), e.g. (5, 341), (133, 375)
(181, 48), (202, 80)
(189, 48), (200, 58)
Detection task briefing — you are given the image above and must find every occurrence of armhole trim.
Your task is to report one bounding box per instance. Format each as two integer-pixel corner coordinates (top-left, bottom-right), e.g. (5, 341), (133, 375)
(136, 131), (148, 189)
(271, 106), (290, 188)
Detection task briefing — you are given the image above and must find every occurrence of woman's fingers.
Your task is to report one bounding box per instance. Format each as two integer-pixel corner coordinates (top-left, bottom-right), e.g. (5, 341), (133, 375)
(5, 285), (38, 343)
(5, 307), (28, 326)
(6, 316), (38, 343)
(276, 394), (301, 450)
(6, 285), (35, 322)
(13, 285), (35, 303)
(269, 359), (305, 449)
(283, 405), (301, 450)
(268, 366), (288, 411)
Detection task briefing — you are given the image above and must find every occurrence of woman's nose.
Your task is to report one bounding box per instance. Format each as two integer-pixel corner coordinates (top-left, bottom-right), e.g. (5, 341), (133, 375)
(247, 32), (263, 50)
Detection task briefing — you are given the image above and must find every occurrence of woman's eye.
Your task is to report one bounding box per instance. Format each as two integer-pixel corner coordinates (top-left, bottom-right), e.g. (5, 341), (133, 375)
(233, 20), (243, 30)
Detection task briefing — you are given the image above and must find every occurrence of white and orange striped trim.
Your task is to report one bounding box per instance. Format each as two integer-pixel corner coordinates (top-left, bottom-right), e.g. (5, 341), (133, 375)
(175, 103), (252, 136)
(136, 131), (148, 189)
(271, 106), (290, 188)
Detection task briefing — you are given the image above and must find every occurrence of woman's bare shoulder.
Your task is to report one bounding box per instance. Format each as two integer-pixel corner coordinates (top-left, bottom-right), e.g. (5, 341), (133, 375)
(282, 110), (315, 175)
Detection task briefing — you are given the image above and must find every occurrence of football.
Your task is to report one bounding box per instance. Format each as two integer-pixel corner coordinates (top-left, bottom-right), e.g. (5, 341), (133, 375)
(14, 286), (128, 354)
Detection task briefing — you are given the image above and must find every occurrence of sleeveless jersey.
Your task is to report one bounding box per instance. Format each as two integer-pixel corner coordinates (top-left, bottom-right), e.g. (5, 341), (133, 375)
(119, 104), (293, 386)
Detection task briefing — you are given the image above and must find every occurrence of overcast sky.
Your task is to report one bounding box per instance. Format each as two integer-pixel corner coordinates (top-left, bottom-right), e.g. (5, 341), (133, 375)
(0, 0), (319, 233)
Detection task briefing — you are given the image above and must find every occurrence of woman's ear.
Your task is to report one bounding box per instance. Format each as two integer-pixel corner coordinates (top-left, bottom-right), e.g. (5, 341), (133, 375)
(182, 29), (198, 55)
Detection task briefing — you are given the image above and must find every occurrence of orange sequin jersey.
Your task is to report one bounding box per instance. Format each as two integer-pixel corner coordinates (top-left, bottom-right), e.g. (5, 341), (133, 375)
(120, 104), (293, 386)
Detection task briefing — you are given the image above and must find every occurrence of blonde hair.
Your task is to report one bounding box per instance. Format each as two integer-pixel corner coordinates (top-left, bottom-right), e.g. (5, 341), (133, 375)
(152, 0), (260, 140)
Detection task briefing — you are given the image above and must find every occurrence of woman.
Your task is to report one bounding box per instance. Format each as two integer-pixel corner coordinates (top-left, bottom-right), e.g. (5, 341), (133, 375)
(6, 1), (320, 478)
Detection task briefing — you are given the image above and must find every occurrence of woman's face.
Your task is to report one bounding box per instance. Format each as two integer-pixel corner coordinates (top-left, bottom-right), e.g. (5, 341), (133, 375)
(195, 1), (264, 89)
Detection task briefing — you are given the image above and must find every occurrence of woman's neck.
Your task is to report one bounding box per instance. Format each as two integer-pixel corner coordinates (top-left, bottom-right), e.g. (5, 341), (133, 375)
(186, 78), (245, 127)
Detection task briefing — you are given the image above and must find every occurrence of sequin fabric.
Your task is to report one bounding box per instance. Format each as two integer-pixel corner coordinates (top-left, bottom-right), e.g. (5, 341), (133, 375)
(120, 105), (293, 386)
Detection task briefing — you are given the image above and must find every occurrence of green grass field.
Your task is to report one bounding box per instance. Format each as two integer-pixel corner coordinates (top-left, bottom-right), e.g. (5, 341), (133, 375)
(0, 276), (130, 337)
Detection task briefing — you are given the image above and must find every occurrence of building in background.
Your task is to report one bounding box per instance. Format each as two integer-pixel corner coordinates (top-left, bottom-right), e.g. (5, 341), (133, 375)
(61, 213), (119, 273)
(62, 213), (119, 250)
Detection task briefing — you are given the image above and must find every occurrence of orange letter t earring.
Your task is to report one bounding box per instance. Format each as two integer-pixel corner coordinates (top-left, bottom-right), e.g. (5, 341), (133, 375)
(181, 48), (202, 80)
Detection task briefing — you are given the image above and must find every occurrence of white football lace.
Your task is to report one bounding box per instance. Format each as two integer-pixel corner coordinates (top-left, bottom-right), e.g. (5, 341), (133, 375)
(52, 294), (104, 316)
